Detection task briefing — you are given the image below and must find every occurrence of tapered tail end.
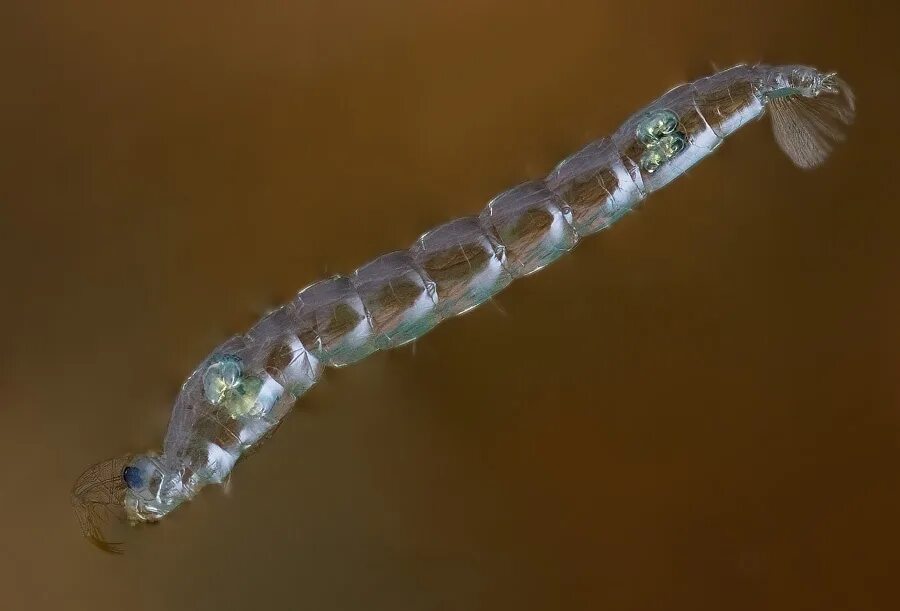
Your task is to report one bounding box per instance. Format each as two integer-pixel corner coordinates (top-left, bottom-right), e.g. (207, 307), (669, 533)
(767, 73), (855, 169)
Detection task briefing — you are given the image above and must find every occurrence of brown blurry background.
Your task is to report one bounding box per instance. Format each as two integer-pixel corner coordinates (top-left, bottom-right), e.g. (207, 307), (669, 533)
(1, 1), (897, 609)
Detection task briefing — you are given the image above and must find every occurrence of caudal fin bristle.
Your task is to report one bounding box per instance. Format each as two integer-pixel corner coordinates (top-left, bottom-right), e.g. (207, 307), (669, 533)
(769, 76), (856, 169)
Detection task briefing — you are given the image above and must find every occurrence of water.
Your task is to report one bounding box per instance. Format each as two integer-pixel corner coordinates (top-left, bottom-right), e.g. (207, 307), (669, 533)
(1, 1), (897, 610)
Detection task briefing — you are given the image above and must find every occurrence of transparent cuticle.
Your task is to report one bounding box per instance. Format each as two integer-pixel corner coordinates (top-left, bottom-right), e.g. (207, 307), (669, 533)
(203, 355), (243, 405)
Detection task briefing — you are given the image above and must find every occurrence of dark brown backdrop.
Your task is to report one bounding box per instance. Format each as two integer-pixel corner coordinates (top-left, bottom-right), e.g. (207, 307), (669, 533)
(1, 1), (897, 609)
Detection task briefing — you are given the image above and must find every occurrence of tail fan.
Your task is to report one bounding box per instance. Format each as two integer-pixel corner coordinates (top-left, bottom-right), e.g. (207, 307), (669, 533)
(768, 74), (856, 169)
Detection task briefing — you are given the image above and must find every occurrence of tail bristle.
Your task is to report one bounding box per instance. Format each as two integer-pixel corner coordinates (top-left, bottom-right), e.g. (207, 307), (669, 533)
(768, 75), (855, 169)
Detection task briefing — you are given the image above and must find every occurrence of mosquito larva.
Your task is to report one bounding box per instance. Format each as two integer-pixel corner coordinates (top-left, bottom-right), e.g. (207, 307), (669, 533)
(72, 63), (855, 552)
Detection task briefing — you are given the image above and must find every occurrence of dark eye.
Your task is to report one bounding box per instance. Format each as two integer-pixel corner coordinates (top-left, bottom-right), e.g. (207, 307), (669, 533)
(122, 465), (145, 490)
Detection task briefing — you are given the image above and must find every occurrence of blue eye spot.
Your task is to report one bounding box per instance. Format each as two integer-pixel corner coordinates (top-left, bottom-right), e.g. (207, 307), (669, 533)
(123, 465), (145, 490)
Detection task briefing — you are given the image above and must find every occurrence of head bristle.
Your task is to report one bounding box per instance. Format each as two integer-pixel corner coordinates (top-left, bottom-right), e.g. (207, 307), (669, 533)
(71, 455), (132, 554)
(768, 74), (855, 169)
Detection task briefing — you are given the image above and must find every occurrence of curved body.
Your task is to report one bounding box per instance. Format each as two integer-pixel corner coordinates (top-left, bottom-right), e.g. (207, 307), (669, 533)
(72, 62), (855, 547)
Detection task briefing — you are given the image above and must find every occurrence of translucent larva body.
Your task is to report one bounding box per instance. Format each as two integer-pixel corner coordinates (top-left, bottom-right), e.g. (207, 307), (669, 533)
(72, 63), (855, 549)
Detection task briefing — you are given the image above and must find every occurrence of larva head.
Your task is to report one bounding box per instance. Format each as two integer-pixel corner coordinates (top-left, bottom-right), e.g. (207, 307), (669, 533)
(121, 454), (188, 523)
(760, 65), (856, 169)
(72, 452), (188, 552)
(71, 454), (132, 553)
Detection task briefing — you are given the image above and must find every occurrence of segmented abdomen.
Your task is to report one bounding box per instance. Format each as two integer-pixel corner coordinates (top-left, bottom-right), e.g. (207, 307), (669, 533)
(692, 65), (765, 138)
(163, 64), (769, 486)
